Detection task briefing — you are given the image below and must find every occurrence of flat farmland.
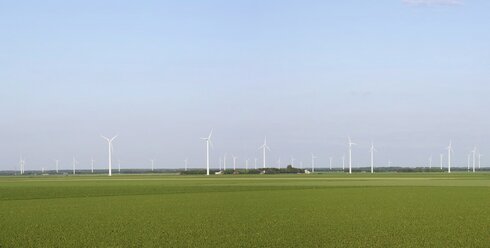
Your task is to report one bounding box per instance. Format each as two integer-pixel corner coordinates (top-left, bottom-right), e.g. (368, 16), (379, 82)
(1, 173), (489, 247)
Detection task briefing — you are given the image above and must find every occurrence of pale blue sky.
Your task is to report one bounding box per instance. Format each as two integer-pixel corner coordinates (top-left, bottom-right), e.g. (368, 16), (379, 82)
(1, 0), (489, 170)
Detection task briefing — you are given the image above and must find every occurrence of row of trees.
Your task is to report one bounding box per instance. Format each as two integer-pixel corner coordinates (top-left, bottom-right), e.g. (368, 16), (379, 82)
(180, 165), (305, 175)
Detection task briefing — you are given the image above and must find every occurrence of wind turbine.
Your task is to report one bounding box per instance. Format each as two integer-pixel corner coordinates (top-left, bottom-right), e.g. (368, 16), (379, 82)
(447, 141), (452, 173)
(232, 155), (237, 170)
(219, 157), (222, 171)
(254, 158), (258, 170)
(184, 158), (188, 171)
(118, 159), (121, 174)
(290, 157), (295, 167)
(348, 137), (356, 174)
(150, 159), (155, 172)
(259, 137), (271, 168)
(91, 158), (95, 173)
(467, 153), (471, 172)
(101, 135), (118, 176)
(72, 157), (77, 175)
(472, 147), (477, 173)
(311, 154), (317, 173)
(329, 157), (333, 170)
(277, 158), (281, 169)
(370, 142), (377, 174)
(246, 159), (249, 171)
(19, 157), (25, 175)
(55, 159), (59, 174)
(201, 130), (213, 176)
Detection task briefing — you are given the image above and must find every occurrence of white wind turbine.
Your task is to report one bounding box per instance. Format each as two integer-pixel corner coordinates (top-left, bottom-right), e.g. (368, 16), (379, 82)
(232, 155), (237, 170)
(254, 158), (258, 170)
(259, 137), (271, 168)
(277, 158), (281, 169)
(201, 130), (213, 176)
(329, 157), (333, 170)
(370, 142), (377, 174)
(118, 159), (121, 174)
(467, 153), (471, 172)
(184, 158), (188, 171)
(472, 147), (477, 173)
(91, 158), (95, 173)
(447, 141), (452, 173)
(246, 159), (249, 170)
(72, 157), (77, 175)
(150, 159), (155, 172)
(101, 135), (118, 176)
(290, 157), (295, 167)
(19, 157), (25, 175)
(311, 154), (317, 173)
(348, 137), (356, 174)
(55, 159), (59, 174)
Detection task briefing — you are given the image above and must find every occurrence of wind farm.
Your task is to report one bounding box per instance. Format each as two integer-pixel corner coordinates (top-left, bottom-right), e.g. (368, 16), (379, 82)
(2, 0), (489, 247)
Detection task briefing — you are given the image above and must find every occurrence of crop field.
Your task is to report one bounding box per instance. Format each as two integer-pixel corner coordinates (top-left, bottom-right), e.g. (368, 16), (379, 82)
(1, 173), (490, 247)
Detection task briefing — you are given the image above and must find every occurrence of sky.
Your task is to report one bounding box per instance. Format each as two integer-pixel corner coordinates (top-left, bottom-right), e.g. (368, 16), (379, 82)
(1, 0), (489, 171)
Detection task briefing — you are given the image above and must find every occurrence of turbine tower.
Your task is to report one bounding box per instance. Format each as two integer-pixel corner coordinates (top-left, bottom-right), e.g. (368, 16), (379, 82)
(101, 135), (118, 177)
(259, 137), (271, 168)
(184, 158), (188, 171)
(370, 142), (376, 174)
(223, 154), (227, 170)
(311, 154), (317, 173)
(277, 158), (281, 169)
(447, 141), (452, 173)
(200, 129), (213, 176)
(329, 157), (333, 170)
(91, 158), (94, 173)
(232, 155), (237, 170)
(150, 159), (155, 172)
(55, 160), (59, 174)
(467, 153), (471, 172)
(472, 147), (477, 173)
(72, 157), (77, 175)
(428, 155), (432, 169)
(348, 137), (356, 174)
(19, 157), (25, 175)
(478, 153), (483, 169)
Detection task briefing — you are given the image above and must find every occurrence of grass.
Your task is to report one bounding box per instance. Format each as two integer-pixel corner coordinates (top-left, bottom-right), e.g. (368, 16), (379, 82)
(1, 173), (489, 247)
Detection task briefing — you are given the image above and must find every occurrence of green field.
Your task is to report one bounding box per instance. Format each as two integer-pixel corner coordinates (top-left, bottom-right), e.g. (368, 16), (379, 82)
(1, 173), (489, 247)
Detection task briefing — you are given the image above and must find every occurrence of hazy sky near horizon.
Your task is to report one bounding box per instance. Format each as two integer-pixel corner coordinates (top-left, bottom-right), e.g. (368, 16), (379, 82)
(1, 0), (489, 170)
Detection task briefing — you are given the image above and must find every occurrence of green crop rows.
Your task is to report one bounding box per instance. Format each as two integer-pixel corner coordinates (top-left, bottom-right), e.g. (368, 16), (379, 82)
(1, 173), (489, 247)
